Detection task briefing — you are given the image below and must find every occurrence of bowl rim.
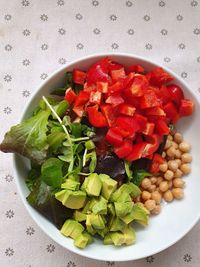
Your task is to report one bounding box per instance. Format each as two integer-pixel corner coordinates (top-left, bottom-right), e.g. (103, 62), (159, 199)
(13, 52), (200, 261)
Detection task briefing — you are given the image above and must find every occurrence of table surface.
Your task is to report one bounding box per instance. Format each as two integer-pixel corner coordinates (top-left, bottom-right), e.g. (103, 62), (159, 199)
(1, 0), (200, 266)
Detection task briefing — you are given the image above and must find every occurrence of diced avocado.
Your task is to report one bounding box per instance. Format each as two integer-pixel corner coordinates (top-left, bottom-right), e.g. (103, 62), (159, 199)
(110, 232), (125, 246)
(81, 173), (102, 196)
(92, 196), (108, 215)
(99, 174), (118, 200)
(103, 233), (113, 245)
(114, 201), (133, 218)
(110, 183), (140, 202)
(86, 214), (96, 235)
(74, 210), (87, 222)
(122, 225), (136, 245)
(108, 203), (115, 216)
(96, 226), (109, 238)
(110, 217), (127, 232)
(55, 189), (86, 209)
(131, 203), (149, 226)
(60, 219), (84, 239)
(82, 200), (91, 214)
(120, 209), (135, 224)
(74, 231), (93, 249)
(86, 214), (105, 230)
(61, 179), (80, 190)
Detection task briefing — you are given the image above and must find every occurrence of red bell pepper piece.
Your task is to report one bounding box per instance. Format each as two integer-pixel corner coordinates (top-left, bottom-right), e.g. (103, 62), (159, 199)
(148, 67), (173, 87)
(142, 134), (162, 157)
(108, 81), (123, 94)
(179, 99), (194, 117)
(149, 153), (165, 174)
(163, 102), (179, 123)
(127, 65), (144, 74)
(73, 105), (85, 117)
(125, 76), (148, 98)
(89, 90), (102, 105)
(167, 84), (184, 106)
(114, 139), (133, 158)
(112, 126), (130, 137)
(110, 68), (126, 81)
(155, 119), (170, 136)
(73, 69), (86, 85)
(142, 122), (155, 136)
(140, 90), (161, 109)
(106, 94), (124, 106)
(118, 103), (136, 116)
(96, 82), (108, 93)
(87, 105), (108, 127)
(105, 128), (123, 146)
(125, 142), (148, 161)
(64, 87), (76, 104)
(145, 106), (166, 116)
(116, 116), (140, 136)
(122, 72), (135, 88)
(108, 61), (123, 71)
(74, 90), (90, 107)
(134, 113), (147, 131)
(100, 104), (117, 127)
(158, 85), (172, 105)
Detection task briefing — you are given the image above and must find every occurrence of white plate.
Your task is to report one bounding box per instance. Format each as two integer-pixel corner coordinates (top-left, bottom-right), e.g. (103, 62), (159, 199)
(13, 53), (200, 261)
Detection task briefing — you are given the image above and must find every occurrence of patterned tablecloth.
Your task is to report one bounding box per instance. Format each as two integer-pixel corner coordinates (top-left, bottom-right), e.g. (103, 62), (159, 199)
(1, 0), (200, 266)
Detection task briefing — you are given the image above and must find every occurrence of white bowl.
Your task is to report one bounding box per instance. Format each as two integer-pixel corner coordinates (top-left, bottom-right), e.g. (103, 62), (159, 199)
(13, 53), (200, 261)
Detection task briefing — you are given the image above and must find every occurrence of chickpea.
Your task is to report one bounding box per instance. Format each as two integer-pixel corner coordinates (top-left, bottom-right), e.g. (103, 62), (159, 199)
(150, 177), (157, 184)
(156, 176), (163, 186)
(151, 191), (162, 204)
(168, 180), (173, 189)
(164, 139), (172, 150)
(144, 199), (156, 211)
(175, 149), (182, 159)
(151, 205), (161, 215)
(174, 169), (183, 178)
(164, 170), (174, 180)
(168, 135), (173, 141)
(174, 132), (183, 144)
(180, 163), (191, 174)
(179, 142), (191, 153)
(166, 147), (176, 158)
(159, 162), (168, 172)
(175, 159), (181, 167)
(181, 153), (192, 163)
(159, 181), (169, 192)
(148, 184), (157, 192)
(141, 191), (151, 201)
(173, 178), (185, 188)
(172, 188), (184, 199)
(163, 190), (174, 202)
(171, 141), (178, 149)
(141, 178), (151, 189)
(168, 160), (178, 172)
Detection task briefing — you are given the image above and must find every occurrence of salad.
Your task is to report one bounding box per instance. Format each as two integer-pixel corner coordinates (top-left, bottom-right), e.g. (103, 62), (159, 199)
(0, 57), (194, 249)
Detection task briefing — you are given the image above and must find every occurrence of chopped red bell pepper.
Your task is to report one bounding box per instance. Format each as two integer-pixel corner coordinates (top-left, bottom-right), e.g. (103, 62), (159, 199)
(100, 104), (117, 127)
(158, 85), (172, 105)
(179, 99), (194, 117)
(142, 122), (155, 135)
(148, 67), (173, 87)
(127, 65), (144, 74)
(105, 128), (123, 146)
(74, 90), (90, 107)
(155, 119), (170, 136)
(114, 139), (133, 158)
(145, 106), (166, 116)
(112, 126), (130, 137)
(96, 82), (108, 93)
(163, 102), (179, 123)
(73, 69), (86, 85)
(116, 116), (140, 136)
(142, 134), (162, 157)
(108, 81), (123, 94)
(167, 84), (184, 106)
(140, 90), (161, 109)
(89, 90), (102, 105)
(108, 61), (123, 71)
(110, 68), (126, 81)
(149, 153), (165, 174)
(64, 87), (76, 104)
(125, 142), (148, 161)
(73, 105), (85, 117)
(87, 105), (108, 127)
(122, 72), (135, 88)
(106, 94), (124, 106)
(134, 113), (147, 131)
(118, 103), (136, 116)
(125, 76), (148, 98)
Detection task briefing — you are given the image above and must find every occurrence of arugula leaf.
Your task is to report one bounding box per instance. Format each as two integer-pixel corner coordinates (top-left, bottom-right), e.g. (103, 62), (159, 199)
(0, 110), (50, 165)
(53, 100), (69, 118)
(41, 158), (63, 188)
(132, 169), (152, 186)
(47, 132), (66, 153)
(71, 123), (82, 138)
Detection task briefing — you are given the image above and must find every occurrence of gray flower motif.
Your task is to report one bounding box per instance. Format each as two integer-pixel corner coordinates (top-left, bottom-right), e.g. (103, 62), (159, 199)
(144, 15), (150, 21)
(23, 29), (31, 36)
(106, 261), (115, 266)
(146, 256), (154, 263)
(111, 43), (119, 50)
(75, 13), (83, 20)
(22, 90), (30, 97)
(93, 28), (101, 34)
(197, 56), (200, 62)
(59, 58), (67, 64)
(92, 0), (99, 6)
(126, 1), (133, 7)
(198, 88), (200, 93)
(110, 14), (117, 21)
(46, 244), (55, 253)
(176, 14), (183, 21)
(5, 174), (14, 182)
(57, 0), (65, 6)
(145, 43), (152, 50)
(5, 44), (12, 51)
(164, 57), (171, 63)
(41, 43), (48, 50)
(4, 14), (12, 21)
(76, 43), (84, 49)
(191, 0), (198, 7)
(181, 72), (187, 79)
(22, 59), (30, 66)
(128, 28), (135, 35)
(26, 226), (35, 235)
(5, 248), (14, 257)
(159, 1), (166, 7)
(67, 261), (76, 267)
(179, 43), (186, 49)
(183, 253), (192, 262)
(40, 73), (48, 80)
(4, 107), (12, 114)
(5, 210), (14, 219)
(4, 74), (12, 82)
(40, 14), (48, 21)
(193, 28), (200, 35)
(21, 0), (29, 7)
(161, 29), (168, 35)
(58, 28), (66, 35)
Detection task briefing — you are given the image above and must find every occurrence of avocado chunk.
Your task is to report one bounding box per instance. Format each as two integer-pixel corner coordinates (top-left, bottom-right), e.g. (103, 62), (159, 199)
(110, 216), (127, 232)
(60, 219), (84, 239)
(55, 189), (86, 209)
(81, 173), (102, 196)
(121, 203), (149, 225)
(122, 225), (136, 245)
(103, 233), (113, 245)
(74, 210), (87, 222)
(108, 203), (115, 216)
(74, 231), (93, 249)
(110, 183), (140, 202)
(86, 214), (105, 230)
(110, 232), (125, 246)
(61, 179), (80, 191)
(99, 174), (118, 200)
(96, 226), (109, 238)
(114, 201), (133, 218)
(85, 214), (96, 235)
(92, 196), (108, 215)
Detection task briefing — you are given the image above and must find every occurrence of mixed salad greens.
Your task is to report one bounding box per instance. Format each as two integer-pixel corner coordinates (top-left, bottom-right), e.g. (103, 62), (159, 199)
(0, 57), (194, 248)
